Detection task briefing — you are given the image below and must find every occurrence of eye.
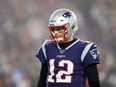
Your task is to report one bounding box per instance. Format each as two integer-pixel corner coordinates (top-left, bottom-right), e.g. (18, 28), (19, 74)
(58, 28), (64, 31)
(51, 27), (65, 32)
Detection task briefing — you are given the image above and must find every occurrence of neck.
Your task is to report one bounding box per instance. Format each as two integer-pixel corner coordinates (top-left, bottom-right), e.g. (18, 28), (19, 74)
(58, 37), (77, 49)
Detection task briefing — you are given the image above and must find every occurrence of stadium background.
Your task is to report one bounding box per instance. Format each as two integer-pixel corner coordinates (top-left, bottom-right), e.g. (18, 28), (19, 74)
(0, 0), (116, 87)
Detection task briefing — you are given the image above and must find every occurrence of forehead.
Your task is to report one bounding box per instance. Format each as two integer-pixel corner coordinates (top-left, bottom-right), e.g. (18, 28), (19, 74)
(51, 26), (65, 30)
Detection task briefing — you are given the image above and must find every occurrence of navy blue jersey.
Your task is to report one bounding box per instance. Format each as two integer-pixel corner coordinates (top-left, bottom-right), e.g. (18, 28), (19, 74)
(36, 39), (100, 87)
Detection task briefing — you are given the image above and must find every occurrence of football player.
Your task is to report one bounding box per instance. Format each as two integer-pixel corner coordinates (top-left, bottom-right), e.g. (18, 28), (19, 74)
(36, 8), (101, 87)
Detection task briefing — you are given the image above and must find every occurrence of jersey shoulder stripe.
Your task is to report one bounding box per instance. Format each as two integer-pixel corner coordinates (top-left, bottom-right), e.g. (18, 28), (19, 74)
(81, 43), (94, 62)
(41, 39), (51, 59)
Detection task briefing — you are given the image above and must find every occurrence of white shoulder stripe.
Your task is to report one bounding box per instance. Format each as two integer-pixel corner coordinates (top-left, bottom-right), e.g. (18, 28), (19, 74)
(42, 40), (50, 60)
(81, 43), (94, 62)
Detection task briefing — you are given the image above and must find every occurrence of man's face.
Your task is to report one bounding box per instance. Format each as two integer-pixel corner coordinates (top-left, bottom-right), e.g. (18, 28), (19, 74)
(50, 26), (66, 43)
(51, 27), (73, 43)
(52, 27), (65, 36)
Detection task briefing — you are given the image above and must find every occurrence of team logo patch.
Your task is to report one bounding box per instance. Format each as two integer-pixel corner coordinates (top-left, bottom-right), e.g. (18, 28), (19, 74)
(89, 48), (99, 59)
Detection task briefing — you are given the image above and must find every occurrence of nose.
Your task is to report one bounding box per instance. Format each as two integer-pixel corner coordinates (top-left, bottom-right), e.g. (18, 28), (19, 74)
(54, 31), (59, 34)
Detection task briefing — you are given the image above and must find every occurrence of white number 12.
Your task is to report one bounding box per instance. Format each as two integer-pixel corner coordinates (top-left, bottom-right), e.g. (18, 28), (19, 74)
(48, 59), (74, 83)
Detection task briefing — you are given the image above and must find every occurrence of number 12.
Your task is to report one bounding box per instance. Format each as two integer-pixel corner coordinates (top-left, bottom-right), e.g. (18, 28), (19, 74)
(48, 59), (74, 83)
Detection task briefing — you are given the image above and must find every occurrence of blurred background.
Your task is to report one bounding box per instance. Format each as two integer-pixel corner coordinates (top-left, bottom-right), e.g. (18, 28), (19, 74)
(0, 0), (116, 87)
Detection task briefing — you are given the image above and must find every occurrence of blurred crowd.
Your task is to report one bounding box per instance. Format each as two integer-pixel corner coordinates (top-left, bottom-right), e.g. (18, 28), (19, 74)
(0, 0), (116, 87)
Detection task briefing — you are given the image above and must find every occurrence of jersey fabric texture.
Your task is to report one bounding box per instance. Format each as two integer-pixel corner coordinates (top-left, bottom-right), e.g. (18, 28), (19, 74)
(36, 39), (100, 87)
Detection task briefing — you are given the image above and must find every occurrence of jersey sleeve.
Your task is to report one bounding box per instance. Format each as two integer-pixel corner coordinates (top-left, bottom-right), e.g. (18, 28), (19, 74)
(36, 40), (48, 64)
(81, 43), (100, 67)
